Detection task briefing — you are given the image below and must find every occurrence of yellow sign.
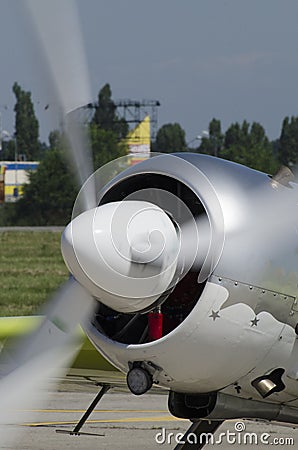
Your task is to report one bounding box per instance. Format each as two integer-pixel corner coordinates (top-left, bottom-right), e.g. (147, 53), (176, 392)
(126, 115), (151, 154)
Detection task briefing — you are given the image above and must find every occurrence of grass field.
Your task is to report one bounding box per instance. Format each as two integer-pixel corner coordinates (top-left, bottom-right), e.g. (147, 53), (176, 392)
(0, 231), (69, 316)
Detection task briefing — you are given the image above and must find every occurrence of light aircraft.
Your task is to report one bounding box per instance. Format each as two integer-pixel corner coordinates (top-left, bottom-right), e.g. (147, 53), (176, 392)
(59, 153), (298, 448)
(1, 2), (298, 449)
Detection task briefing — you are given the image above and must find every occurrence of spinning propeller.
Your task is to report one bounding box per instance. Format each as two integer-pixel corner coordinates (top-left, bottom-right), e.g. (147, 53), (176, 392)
(0, 0), (203, 440)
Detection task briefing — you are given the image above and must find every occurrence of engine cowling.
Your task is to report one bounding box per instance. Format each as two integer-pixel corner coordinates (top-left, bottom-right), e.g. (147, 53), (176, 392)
(62, 153), (298, 404)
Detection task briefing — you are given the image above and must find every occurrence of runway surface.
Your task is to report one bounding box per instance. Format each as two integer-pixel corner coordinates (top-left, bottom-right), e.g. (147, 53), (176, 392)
(1, 375), (298, 449)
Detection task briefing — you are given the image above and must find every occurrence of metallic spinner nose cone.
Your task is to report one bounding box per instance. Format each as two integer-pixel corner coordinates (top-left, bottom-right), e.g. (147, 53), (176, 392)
(61, 201), (180, 313)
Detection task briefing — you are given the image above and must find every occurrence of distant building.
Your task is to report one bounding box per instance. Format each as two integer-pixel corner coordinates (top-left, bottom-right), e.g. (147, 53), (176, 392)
(0, 161), (39, 202)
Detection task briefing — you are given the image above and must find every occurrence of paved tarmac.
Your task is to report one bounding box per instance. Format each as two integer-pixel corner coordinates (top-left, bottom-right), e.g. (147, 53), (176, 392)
(1, 375), (298, 449)
(0, 226), (64, 232)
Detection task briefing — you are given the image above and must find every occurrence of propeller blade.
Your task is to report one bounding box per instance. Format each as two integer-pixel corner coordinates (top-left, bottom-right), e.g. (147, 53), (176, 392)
(179, 170), (298, 281)
(25, 0), (96, 209)
(0, 278), (94, 444)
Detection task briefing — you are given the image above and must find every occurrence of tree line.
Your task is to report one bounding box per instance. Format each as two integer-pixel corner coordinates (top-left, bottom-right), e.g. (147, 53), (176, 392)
(1, 81), (298, 226)
(155, 117), (298, 174)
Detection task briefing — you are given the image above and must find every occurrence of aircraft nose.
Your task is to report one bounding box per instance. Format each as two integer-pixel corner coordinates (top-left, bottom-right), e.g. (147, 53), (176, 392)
(61, 201), (180, 313)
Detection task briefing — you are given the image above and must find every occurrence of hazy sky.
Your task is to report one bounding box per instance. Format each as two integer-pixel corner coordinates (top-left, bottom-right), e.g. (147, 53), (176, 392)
(0, 0), (298, 144)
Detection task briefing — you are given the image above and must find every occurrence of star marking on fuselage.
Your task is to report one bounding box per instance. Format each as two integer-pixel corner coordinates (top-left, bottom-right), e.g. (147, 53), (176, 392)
(250, 317), (260, 327)
(209, 310), (220, 321)
(234, 384), (242, 394)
